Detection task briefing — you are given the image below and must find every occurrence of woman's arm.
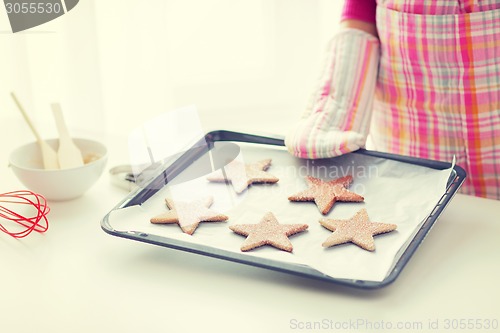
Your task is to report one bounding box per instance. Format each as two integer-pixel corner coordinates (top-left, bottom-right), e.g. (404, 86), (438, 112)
(340, 0), (378, 37)
(340, 19), (378, 37)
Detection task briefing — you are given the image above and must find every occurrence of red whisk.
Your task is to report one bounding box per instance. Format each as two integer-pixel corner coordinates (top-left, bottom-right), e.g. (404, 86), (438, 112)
(0, 190), (49, 238)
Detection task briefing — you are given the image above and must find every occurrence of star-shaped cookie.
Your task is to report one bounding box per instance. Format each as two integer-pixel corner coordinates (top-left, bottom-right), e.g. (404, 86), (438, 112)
(320, 209), (397, 251)
(206, 159), (279, 193)
(229, 212), (308, 252)
(288, 175), (364, 215)
(150, 196), (228, 235)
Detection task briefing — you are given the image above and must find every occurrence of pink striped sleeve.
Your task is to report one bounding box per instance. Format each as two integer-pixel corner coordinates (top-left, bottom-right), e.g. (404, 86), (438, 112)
(341, 0), (377, 24)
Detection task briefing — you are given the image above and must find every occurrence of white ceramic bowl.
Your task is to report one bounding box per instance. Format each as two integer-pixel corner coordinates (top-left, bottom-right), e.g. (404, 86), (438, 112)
(9, 138), (108, 201)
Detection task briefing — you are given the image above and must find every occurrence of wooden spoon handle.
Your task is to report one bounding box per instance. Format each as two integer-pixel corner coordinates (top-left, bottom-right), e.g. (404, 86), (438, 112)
(10, 92), (43, 143)
(51, 103), (71, 141)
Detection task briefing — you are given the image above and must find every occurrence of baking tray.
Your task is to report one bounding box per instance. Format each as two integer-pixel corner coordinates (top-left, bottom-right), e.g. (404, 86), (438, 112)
(101, 130), (466, 289)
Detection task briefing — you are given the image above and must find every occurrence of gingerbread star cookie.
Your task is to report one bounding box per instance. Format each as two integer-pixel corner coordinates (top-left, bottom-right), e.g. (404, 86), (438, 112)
(207, 159), (279, 193)
(229, 212), (308, 252)
(150, 196), (228, 235)
(320, 209), (397, 251)
(288, 175), (364, 215)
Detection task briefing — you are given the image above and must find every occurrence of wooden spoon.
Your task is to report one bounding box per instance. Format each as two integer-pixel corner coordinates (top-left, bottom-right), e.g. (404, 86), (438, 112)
(51, 103), (84, 169)
(10, 92), (59, 170)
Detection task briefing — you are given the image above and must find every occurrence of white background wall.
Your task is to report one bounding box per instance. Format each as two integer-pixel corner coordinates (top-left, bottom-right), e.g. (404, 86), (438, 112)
(1, 0), (342, 161)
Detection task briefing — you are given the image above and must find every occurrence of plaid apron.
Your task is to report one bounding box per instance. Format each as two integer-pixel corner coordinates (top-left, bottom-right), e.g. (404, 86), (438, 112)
(371, 0), (500, 199)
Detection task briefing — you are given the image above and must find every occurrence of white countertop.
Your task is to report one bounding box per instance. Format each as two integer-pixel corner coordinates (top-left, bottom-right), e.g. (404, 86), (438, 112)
(1, 115), (499, 333)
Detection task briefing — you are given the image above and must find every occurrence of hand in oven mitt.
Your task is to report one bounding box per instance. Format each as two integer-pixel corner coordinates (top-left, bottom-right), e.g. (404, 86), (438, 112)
(285, 28), (380, 159)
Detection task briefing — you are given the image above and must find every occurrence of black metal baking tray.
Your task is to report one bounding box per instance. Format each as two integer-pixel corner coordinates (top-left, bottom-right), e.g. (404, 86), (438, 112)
(101, 130), (466, 289)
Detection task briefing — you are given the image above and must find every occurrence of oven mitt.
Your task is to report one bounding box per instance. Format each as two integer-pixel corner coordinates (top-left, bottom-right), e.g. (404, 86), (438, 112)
(285, 28), (380, 159)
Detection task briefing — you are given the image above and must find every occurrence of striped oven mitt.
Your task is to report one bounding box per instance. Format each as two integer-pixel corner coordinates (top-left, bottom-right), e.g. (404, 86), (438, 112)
(285, 28), (380, 159)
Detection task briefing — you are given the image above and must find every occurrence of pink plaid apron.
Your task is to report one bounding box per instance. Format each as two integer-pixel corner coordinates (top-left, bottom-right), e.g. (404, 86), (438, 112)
(371, 0), (500, 199)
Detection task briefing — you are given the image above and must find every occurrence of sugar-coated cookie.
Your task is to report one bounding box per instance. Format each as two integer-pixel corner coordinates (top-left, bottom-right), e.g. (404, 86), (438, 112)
(288, 175), (364, 215)
(229, 212), (308, 252)
(320, 209), (397, 251)
(207, 159), (279, 193)
(150, 196), (228, 235)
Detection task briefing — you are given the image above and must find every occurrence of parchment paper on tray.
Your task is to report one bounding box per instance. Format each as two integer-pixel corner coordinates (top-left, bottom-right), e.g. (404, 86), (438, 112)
(107, 143), (453, 283)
